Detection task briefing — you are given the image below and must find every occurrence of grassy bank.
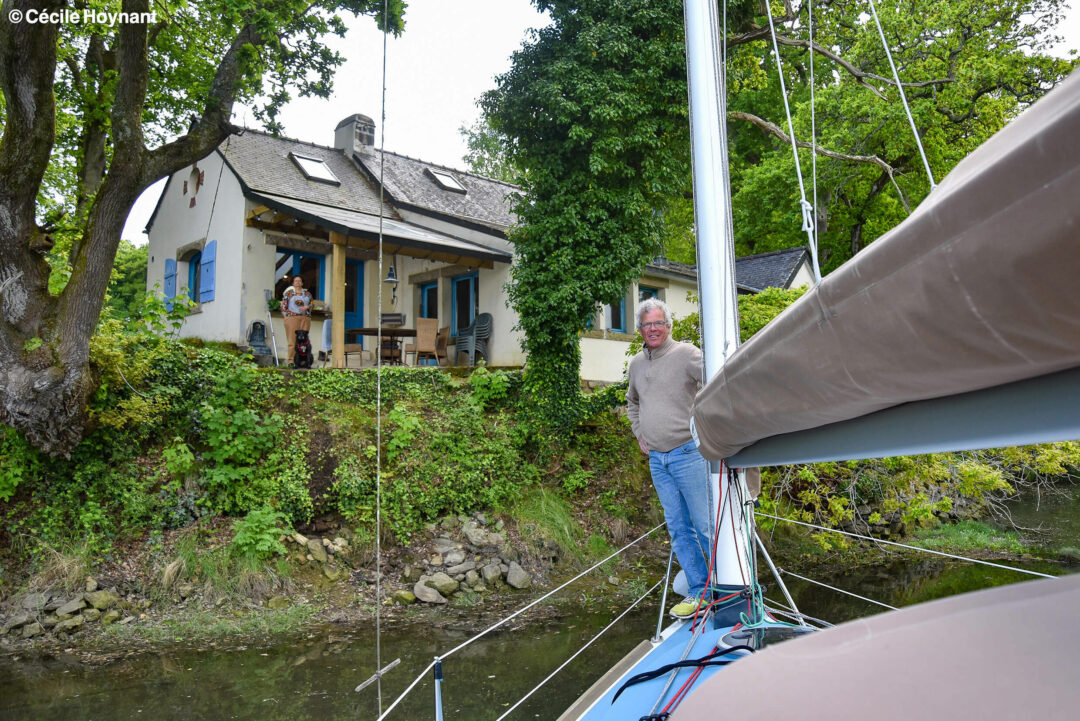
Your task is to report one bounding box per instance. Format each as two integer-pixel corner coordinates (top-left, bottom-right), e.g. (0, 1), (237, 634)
(2, 300), (1079, 652)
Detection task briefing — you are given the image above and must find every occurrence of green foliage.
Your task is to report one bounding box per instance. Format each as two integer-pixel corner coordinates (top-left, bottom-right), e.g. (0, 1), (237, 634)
(460, 118), (521, 184)
(484, 0), (692, 437)
(0, 426), (40, 502)
(468, 364), (512, 410)
(511, 487), (584, 562)
(912, 520), (1026, 554)
(290, 366), (455, 407)
(231, 506), (292, 562)
(484, 0), (1074, 430)
(386, 404), (422, 463)
(104, 241), (149, 320)
(761, 444), (1080, 543)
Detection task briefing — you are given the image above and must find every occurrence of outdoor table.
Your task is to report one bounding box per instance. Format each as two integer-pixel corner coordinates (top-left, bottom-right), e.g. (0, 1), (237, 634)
(345, 327), (417, 365)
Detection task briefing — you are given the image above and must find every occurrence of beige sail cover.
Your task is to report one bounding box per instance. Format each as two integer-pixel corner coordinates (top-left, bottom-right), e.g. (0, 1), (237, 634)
(671, 573), (1080, 720)
(691, 70), (1080, 462)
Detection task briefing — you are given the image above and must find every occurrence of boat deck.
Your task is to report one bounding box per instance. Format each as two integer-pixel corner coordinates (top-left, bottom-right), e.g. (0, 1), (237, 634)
(562, 617), (753, 721)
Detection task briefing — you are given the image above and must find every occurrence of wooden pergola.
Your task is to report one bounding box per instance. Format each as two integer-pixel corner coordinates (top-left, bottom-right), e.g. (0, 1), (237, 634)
(245, 197), (510, 368)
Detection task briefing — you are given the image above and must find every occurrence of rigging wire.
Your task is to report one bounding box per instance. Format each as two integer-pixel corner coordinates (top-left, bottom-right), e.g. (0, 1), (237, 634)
(778, 567), (898, 610)
(375, 523), (668, 721)
(807, 0), (823, 283)
(756, 512), (1055, 578)
(764, 598), (833, 628)
(492, 577), (665, 721)
(374, 0), (390, 711)
(865, 0), (937, 191)
(763, 0), (822, 282)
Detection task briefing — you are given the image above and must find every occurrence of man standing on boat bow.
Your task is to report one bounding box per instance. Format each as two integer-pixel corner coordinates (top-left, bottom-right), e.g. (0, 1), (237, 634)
(627, 298), (712, 619)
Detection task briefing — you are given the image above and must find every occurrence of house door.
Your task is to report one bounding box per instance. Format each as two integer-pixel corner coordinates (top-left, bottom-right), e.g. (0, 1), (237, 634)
(344, 260), (364, 341)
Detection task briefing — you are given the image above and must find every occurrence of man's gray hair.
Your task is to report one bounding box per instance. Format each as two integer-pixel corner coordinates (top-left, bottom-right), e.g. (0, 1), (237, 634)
(637, 298), (672, 328)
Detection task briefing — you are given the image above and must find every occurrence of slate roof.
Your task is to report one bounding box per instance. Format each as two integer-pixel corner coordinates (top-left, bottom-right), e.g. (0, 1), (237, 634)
(217, 130), (401, 220)
(352, 149), (517, 233)
(249, 193), (511, 265)
(645, 246), (810, 292)
(734, 247), (810, 291)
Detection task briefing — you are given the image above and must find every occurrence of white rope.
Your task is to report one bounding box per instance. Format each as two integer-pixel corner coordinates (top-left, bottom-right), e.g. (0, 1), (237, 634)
(493, 577), (665, 721)
(376, 522), (667, 720)
(374, 0), (390, 711)
(865, 0), (937, 190)
(778, 567), (898, 610)
(763, 0), (820, 277)
(756, 512), (1055, 578)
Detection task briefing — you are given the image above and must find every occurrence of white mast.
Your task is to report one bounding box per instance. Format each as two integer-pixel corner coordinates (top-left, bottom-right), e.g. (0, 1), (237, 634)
(683, 0), (753, 601)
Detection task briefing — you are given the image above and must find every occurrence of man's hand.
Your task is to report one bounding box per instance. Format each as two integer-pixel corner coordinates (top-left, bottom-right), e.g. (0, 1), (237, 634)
(637, 436), (649, 457)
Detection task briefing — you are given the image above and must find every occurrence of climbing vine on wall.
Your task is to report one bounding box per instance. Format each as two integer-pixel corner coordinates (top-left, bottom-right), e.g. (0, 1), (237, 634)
(482, 0), (691, 437)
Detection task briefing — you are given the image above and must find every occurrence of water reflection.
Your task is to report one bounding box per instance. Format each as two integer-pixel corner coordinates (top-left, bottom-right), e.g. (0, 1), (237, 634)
(3, 487), (1077, 721)
(0, 608), (661, 721)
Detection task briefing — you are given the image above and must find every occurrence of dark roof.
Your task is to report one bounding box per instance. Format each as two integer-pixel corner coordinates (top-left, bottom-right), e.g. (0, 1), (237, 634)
(645, 246), (810, 292)
(217, 131), (401, 220)
(353, 149), (517, 233)
(734, 247), (810, 291)
(249, 192), (511, 266)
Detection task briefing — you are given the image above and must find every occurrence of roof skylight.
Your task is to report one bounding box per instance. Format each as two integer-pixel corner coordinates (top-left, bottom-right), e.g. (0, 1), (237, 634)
(428, 169), (467, 193)
(290, 153), (340, 185)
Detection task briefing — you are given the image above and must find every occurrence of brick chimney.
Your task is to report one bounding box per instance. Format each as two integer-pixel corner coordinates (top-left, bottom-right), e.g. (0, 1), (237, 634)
(334, 114), (376, 154)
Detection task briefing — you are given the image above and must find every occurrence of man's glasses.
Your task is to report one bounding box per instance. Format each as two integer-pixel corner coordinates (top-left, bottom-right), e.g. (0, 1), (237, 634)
(639, 321), (668, 330)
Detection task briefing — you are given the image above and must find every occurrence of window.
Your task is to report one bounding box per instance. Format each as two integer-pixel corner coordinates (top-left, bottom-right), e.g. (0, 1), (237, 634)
(428, 168), (467, 193)
(639, 285), (660, 302)
(290, 153), (340, 185)
(419, 282), (438, 319)
(166, 240), (216, 309)
(607, 294), (627, 333)
(451, 273), (478, 335)
(275, 249), (326, 301)
(186, 251), (202, 303)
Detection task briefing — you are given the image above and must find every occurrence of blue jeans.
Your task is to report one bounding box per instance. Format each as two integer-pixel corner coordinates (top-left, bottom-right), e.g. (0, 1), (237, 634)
(650, 441), (712, 598)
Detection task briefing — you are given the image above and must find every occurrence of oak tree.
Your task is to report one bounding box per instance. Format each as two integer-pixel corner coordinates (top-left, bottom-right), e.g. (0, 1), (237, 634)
(0, 0), (403, 454)
(481, 0), (1074, 432)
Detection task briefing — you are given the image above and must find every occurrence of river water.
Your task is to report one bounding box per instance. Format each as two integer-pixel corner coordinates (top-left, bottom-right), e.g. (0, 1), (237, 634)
(3, 487), (1077, 721)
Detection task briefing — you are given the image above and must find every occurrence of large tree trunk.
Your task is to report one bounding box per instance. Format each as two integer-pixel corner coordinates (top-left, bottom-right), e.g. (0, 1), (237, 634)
(0, 0), (76, 453)
(0, 0), (256, 455)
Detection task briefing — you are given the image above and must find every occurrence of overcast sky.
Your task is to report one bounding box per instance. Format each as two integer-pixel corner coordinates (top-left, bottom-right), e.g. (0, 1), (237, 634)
(121, 0), (1079, 243)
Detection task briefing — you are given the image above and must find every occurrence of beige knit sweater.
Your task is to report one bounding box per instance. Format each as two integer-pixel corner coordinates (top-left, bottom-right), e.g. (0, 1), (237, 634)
(626, 337), (703, 453)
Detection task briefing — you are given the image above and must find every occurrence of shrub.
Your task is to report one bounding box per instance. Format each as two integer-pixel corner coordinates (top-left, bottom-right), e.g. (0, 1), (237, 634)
(232, 506), (292, 562)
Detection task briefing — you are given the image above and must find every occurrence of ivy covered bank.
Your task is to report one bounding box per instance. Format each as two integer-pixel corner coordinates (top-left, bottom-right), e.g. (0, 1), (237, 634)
(1, 292), (1078, 651)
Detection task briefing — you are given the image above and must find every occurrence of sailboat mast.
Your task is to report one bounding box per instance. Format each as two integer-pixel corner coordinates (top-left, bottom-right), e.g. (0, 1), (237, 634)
(684, 0), (753, 600)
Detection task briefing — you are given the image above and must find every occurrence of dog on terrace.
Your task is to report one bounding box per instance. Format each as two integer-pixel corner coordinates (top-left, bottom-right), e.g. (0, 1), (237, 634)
(293, 329), (314, 369)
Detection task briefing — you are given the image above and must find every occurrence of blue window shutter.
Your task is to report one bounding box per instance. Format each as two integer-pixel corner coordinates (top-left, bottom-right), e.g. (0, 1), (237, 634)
(199, 240), (216, 303)
(164, 258), (177, 310)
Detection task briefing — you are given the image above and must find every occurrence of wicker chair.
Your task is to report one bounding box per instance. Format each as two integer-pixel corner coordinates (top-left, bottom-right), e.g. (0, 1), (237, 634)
(404, 318), (439, 366)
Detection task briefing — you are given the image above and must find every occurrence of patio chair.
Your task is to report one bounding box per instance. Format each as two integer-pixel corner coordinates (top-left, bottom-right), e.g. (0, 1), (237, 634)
(405, 318), (439, 365)
(455, 313), (492, 366)
(434, 326), (450, 367)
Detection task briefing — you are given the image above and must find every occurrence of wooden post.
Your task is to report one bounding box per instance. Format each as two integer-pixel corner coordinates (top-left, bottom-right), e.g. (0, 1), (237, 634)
(330, 232), (347, 368)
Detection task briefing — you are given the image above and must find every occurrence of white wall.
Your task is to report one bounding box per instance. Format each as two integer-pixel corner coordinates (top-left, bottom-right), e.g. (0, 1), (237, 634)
(146, 151), (247, 342)
(578, 275), (700, 383)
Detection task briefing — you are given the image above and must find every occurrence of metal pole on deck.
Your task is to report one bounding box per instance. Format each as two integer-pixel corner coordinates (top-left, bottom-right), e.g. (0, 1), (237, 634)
(433, 657), (444, 721)
(683, 0), (754, 611)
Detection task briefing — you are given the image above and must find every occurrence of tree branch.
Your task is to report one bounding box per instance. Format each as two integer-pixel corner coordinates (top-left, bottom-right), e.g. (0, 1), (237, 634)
(730, 109), (902, 182)
(140, 21), (260, 186)
(729, 26), (954, 100)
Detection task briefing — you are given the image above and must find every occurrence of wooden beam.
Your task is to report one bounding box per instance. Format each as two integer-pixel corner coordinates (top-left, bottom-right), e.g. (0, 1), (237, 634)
(330, 231), (347, 369)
